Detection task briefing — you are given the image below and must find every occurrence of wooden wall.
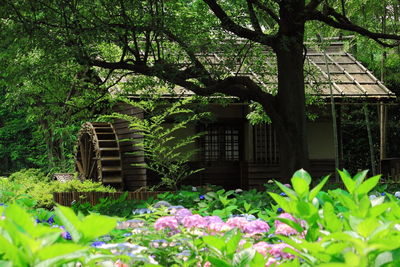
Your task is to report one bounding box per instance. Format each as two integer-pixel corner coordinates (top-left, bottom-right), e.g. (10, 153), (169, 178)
(112, 103), (147, 191)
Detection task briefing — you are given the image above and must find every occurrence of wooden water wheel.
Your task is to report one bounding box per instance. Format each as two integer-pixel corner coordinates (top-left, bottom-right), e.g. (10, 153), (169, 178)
(75, 122), (123, 188)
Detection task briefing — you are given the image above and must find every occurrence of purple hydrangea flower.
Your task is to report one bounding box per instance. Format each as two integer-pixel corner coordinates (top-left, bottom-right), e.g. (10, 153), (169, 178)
(154, 216), (179, 231)
(242, 220), (270, 234)
(182, 214), (207, 228)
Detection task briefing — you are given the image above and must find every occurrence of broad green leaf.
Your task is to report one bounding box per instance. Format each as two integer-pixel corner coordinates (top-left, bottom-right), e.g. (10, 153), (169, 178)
(226, 232), (242, 257)
(80, 214), (117, 242)
(357, 217), (380, 238)
(353, 170), (369, 185)
(36, 243), (87, 260)
(203, 236), (226, 252)
(54, 205), (82, 242)
(344, 251), (360, 267)
(249, 252), (267, 267)
(0, 235), (26, 266)
(323, 202), (343, 232)
(291, 177), (309, 198)
(292, 169), (312, 184)
(207, 256), (231, 267)
(357, 175), (381, 196)
(338, 170), (355, 194)
(275, 181), (297, 199)
(279, 258), (301, 267)
(316, 263), (348, 267)
(268, 192), (291, 212)
(4, 204), (35, 234)
(309, 175), (330, 201)
(375, 251), (393, 267)
(232, 248), (256, 267)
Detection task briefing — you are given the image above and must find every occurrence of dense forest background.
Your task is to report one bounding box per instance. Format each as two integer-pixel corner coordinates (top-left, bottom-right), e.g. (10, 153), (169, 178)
(0, 0), (399, 176)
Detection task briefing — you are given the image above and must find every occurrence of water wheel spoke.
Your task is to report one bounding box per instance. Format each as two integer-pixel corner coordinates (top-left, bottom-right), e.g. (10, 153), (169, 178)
(79, 141), (87, 178)
(76, 122), (123, 187)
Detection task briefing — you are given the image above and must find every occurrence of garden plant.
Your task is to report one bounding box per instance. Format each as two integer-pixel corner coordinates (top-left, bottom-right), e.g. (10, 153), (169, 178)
(1, 169), (400, 266)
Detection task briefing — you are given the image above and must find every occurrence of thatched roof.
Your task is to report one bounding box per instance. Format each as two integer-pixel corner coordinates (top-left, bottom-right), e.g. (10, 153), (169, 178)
(305, 43), (394, 98)
(171, 42), (394, 99)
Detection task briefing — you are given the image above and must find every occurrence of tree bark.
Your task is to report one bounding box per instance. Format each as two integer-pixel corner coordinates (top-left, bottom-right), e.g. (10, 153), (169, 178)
(272, 1), (309, 182)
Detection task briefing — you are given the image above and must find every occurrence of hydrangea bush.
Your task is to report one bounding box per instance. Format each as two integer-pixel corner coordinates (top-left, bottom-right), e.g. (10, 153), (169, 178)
(1, 169), (400, 266)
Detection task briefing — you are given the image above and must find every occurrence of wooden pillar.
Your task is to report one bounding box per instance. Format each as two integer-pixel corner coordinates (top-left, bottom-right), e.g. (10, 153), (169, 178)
(336, 102), (343, 169)
(379, 102), (388, 173)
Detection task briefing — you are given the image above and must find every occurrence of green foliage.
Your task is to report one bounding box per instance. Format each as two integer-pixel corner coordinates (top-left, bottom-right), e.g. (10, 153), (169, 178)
(202, 230), (268, 267)
(73, 192), (149, 218)
(105, 96), (209, 191)
(0, 169), (116, 208)
(0, 204), (120, 266)
(269, 169), (400, 266)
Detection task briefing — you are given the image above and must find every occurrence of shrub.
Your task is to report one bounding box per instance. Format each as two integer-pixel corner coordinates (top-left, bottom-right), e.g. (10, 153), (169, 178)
(1, 169), (116, 208)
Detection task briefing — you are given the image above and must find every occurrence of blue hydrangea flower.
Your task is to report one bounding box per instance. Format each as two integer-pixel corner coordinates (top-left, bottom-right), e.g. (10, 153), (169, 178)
(91, 241), (106, 247)
(61, 231), (72, 240)
(46, 216), (55, 224)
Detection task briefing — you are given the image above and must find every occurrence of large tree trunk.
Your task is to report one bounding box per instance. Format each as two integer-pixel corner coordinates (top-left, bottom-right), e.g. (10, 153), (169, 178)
(272, 1), (309, 182)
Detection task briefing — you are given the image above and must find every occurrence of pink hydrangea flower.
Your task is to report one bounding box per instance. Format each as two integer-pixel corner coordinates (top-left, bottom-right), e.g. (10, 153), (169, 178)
(268, 243), (296, 259)
(226, 217), (249, 230)
(274, 213), (303, 236)
(275, 213), (297, 224)
(174, 208), (192, 223)
(253, 241), (271, 256)
(207, 222), (233, 233)
(154, 216), (179, 231)
(204, 216), (223, 225)
(274, 222), (298, 236)
(182, 214), (207, 228)
(242, 220), (270, 234)
(265, 257), (278, 267)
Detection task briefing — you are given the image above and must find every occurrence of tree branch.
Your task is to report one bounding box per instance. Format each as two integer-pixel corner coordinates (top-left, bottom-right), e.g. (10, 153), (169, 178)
(308, 9), (400, 47)
(203, 0), (277, 47)
(252, 0), (280, 23)
(305, 0), (324, 13)
(247, 0), (263, 33)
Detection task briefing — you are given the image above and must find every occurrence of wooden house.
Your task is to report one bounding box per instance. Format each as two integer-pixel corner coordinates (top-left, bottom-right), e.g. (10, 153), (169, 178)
(75, 42), (395, 190)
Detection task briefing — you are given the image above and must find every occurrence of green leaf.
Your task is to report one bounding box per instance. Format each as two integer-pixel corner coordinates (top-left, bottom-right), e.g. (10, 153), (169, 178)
(80, 214), (117, 242)
(4, 204), (35, 233)
(356, 217), (380, 238)
(36, 243), (87, 260)
(203, 235), (226, 252)
(357, 175), (381, 196)
(54, 205), (82, 242)
(232, 248), (256, 267)
(226, 232), (242, 257)
(323, 202), (342, 232)
(291, 177), (309, 198)
(275, 181), (297, 199)
(207, 256), (231, 267)
(249, 252), (267, 267)
(0, 235), (27, 266)
(353, 170), (369, 185)
(292, 169), (312, 184)
(268, 192), (291, 212)
(338, 170), (355, 194)
(309, 175), (330, 201)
